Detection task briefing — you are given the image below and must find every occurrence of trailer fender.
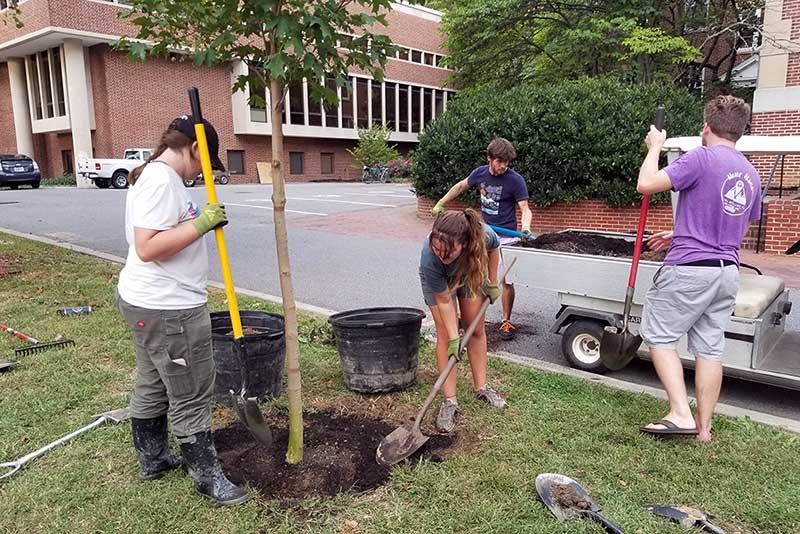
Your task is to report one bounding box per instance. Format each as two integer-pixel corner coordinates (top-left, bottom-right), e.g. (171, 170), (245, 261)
(550, 306), (620, 334)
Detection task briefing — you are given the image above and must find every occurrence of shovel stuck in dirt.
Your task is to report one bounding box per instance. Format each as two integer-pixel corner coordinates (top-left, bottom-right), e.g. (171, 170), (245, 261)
(535, 473), (625, 533)
(189, 87), (272, 448)
(600, 106), (665, 371)
(376, 258), (516, 467)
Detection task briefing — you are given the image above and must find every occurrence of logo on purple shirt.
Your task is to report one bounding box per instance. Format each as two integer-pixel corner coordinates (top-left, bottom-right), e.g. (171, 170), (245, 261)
(720, 172), (756, 217)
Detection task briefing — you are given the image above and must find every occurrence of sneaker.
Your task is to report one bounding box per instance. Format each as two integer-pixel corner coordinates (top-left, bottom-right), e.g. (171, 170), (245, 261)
(435, 399), (459, 433)
(499, 320), (517, 341)
(474, 384), (507, 409)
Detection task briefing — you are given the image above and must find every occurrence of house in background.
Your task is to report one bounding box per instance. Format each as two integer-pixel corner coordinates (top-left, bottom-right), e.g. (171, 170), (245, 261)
(0, 0), (452, 186)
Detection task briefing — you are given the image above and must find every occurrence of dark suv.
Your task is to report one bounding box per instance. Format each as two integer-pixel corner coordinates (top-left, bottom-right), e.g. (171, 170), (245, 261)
(0, 154), (41, 189)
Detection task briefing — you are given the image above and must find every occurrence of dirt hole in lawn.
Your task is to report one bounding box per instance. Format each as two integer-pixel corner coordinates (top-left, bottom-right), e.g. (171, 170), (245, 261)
(518, 231), (666, 262)
(214, 410), (456, 502)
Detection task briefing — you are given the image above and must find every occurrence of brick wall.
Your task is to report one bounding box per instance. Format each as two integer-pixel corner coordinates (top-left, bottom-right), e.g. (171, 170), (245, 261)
(750, 111), (800, 191)
(0, 63), (16, 154)
(417, 197), (675, 235)
(417, 195), (800, 255)
(82, 47), (366, 183)
(761, 198), (800, 253)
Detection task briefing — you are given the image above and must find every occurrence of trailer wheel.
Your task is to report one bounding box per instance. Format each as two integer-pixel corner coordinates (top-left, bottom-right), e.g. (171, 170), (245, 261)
(561, 320), (609, 373)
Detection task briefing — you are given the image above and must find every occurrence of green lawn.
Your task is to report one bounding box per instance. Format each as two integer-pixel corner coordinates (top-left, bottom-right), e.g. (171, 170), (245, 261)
(0, 232), (798, 534)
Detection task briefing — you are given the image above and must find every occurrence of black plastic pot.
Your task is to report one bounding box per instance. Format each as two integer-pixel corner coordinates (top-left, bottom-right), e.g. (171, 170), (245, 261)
(210, 310), (285, 406)
(328, 307), (425, 393)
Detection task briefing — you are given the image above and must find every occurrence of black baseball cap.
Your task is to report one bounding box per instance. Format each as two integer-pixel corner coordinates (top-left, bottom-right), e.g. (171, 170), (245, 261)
(169, 115), (225, 171)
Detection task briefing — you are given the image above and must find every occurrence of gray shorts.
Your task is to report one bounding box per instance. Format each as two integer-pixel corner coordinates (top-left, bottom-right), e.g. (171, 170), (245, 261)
(640, 264), (739, 361)
(420, 273), (473, 306)
(498, 237), (515, 285)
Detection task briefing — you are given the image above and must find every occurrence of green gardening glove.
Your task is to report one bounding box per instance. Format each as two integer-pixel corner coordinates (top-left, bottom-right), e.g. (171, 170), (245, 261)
(431, 199), (446, 217)
(447, 338), (461, 360)
(192, 203), (228, 236)
(521, 226), (534, 241)
(481, 282), (501, 304)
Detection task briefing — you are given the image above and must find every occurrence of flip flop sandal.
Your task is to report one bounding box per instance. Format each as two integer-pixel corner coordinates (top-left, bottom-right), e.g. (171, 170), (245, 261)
(639, 419), (699, 436)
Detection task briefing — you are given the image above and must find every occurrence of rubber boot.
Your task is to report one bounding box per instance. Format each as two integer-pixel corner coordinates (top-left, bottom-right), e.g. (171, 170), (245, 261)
(178, 431), (250, 506)
(131, 415), (182, 481)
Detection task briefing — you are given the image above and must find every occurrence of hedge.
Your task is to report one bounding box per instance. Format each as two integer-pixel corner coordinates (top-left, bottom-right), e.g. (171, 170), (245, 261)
(412, 79), (704, 207)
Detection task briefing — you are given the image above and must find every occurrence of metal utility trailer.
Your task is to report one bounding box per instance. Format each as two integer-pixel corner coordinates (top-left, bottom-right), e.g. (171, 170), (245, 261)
(502, 135), (800, 391)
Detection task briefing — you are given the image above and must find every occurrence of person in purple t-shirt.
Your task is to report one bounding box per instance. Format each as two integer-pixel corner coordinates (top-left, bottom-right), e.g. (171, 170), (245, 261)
(637, 95), (761, 442)
(431, 138), (533, 341)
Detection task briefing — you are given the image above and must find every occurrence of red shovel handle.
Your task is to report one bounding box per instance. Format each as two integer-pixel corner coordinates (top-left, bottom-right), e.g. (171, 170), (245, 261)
(0, 323), (38, 344)
(627, 106), (665, 289)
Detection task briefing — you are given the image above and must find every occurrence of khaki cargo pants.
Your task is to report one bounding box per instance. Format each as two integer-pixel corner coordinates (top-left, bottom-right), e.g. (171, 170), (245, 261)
(117, 295), (215, 437)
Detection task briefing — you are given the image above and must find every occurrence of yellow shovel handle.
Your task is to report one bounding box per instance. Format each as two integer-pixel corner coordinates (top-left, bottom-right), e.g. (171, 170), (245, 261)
(190, 88), (243, 339)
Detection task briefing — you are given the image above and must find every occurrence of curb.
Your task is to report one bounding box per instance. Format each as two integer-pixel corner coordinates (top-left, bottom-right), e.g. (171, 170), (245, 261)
(491, 350), (800, 435)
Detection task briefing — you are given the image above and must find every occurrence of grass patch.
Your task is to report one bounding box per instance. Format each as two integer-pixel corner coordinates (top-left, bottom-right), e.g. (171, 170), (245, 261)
(1, 232), (798, 534)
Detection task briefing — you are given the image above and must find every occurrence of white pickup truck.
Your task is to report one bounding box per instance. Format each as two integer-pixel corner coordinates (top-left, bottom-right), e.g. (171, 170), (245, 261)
(77, 148), (152, 189)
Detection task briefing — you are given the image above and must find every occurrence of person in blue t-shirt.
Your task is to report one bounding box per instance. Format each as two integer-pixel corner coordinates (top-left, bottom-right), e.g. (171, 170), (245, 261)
(431, 138), (532, 341)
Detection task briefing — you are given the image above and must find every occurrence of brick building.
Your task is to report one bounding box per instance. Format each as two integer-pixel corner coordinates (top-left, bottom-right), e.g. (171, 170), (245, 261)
(0, 0), (452, 186)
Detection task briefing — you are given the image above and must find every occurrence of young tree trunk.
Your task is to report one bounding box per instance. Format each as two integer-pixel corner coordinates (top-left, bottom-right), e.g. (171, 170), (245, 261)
(269, 77), (303, 464)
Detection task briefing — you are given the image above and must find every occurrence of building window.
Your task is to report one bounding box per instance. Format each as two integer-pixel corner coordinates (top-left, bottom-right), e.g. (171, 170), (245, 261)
(371, 80), (382, 126)
(434, 90), (444, 119)
(323, 76), (338, 127)
(385, 83), (396, 130)
(423, 53), (434, 66)
(62, 150), (73, 175)
(248, 67), (267, 123)
(356, 78), (369, 128)
(411, 87), (421, 133)
(398, 84), (409, 132)
(398, 47), (410, 61)
(227, 150), (245, 174)
(26, 47), (67, 121)
(411, 49), (422, 64)
(423, 88), (433, 126)
(321, 152), (334, 175)
(341, 78), (354, 128)
(288, 81), (305, 125)
(289, 152), (304, 175)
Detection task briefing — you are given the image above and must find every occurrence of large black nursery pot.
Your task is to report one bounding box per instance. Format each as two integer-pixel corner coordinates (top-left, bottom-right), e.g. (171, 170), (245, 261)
(328, 307), (425, 393)
(210, 310), (285, 406)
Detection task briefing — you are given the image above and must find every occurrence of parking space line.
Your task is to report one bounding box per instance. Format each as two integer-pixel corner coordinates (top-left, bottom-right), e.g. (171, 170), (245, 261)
(225, 202), (328, 216)
(247, 197), (397, 208)
(337, 192), (414, 199)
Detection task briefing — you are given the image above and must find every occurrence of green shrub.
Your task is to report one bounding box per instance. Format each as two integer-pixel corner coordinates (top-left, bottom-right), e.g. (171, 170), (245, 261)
(45, 173), (77, 187)
(348, 125), (401, 168)
(412, 79), (703, 207)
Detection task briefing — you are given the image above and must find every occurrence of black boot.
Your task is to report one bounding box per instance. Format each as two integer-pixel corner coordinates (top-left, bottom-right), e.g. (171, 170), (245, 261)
(131, 415), (182, 481)
(178, 431), (249, 506)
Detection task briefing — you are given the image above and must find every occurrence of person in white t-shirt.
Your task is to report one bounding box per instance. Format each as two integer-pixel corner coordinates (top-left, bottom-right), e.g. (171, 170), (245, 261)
(117, 115), (248, 507)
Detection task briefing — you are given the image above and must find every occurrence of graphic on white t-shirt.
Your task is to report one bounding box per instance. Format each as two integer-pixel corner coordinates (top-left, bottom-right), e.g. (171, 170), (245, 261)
(720, 171), (755, 216)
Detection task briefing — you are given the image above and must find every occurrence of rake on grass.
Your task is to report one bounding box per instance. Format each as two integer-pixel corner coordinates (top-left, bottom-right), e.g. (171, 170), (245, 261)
(0, 322), (75, 356)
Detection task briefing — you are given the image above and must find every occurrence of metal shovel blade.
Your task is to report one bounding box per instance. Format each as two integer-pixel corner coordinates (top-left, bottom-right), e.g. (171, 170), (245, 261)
(231, 390), (272, 448)
(645, 504), (728, 533)
(600, 327), (642, 371)
(535, 473), (599, 521)
(0, 358), (18, 372)
(535, 473), (625, 533)
(376, 424), (429, 468)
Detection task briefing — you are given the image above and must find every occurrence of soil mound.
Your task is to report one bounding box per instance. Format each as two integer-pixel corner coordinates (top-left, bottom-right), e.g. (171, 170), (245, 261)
(214, 410), (455, 501)
(518, 231), (666, 261)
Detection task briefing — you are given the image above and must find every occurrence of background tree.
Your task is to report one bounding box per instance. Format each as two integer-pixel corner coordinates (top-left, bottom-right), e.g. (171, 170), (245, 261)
(120, 0), (397, 464)
(1, 0), (23, 28)
(439, 0), (767, 93)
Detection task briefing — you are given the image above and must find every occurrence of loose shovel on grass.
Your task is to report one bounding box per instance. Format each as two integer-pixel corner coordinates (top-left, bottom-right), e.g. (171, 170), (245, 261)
(189, 88), (272, 448)
(645, 504), (728, 533)
(376, 258), (516, 467)
(535, 473), (625, 533)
